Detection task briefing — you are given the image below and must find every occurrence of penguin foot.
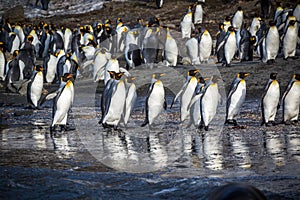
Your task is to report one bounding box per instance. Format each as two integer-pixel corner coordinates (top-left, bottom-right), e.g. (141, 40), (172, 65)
(141, 120), (149, 127)
(60, 125), (76, 131)
(204, 126), (209, 131)
(225, 119), (238, 126)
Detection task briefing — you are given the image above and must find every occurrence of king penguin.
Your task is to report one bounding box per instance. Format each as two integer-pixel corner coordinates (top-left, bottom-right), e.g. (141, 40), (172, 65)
(27, 65), (44, 109)
(223, 26), (237, 67)
(193, 2), (204, 25)
(198, 29), (212, 63)
(170, 69), (199, 123)
(93, 48), (111, 82)
(231, 6), (244, 30)
(0, 42), (7, 81)
(262, 20), (280, 64)
(141, 73), (167, 127)
(225, 72), (249, 126)
(261, 73), (280, 126)
(164, 28), (178, 67)
(122, 76), (137, 126)
(50, 73), (75, 132)
(200, 75), (221, 131)
(181, 9), (194, 38)
(282, 20), (298, 60)
(282, 74), (300, 125)
(101, 71), (127, 130)
(185, 37), (200, 65)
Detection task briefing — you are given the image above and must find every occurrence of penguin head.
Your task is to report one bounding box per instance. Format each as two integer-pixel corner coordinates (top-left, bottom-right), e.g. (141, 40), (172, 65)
(115, 72), (124, 80)
(0, 41), (4, 50)
(12, 50), (19, 58)
(269, 20), (276, 27)
(249, 36), (256, 44)
(188, 69), (199, 77)
(198, 76), (205, 84)
(108, 71), (117, 79)
(27, 35), (34, 42)
(228, 26), (235, 32)
(294, 74), (300, 81)
(61, 73), (74, 83)
(270, 73), (278, 80)
(218, 23), (225, 31)
(34, 65), (44, 72)
(237, 72), (249, 79)
(289, 20), (296, 27)
(237, 6), (242, 11)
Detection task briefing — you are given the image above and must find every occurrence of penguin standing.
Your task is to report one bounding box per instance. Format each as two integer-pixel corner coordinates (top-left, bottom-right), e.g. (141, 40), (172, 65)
(156, 0), (163, 9)
(198, 29), (212, 63)
(200, 75), (221, 131)
(185, 37), (200, 65)
(93, 48), (111, 82)
(215, 23), (226, 63)
(142, 27), (159, 69)
(239, 27), (256, 62)
(0, 42), (7, 81)
(249, 15), (261, 36)
(262, 20), (280, 64)
(194, 2), (204, 25)
(141, 73), (167, 127)
(188, 76), (206, 128)
(261, 73), (280, 126)
(13, 24), (25, 44)
(27, 65), (44, 108)
(164, 28), (178, 67)
(223, 26), (237, 67)
(122, 77), (137, 126)
(50, 73), (75, 132)
(64, 27), (73, 53)
(282, 20), (298, 60)
(101, 71), (126, 129)
(181, 10), (194, 38)
(170, 70), (199, 123)
(8, 32), (20, 55)
(231, 6), (244, 30)
(282, 74), (300, 125)
(225, 72), (249, 126)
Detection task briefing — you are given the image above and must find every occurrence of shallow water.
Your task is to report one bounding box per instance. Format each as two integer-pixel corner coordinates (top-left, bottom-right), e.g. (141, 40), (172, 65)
(1, 75), (300, 199)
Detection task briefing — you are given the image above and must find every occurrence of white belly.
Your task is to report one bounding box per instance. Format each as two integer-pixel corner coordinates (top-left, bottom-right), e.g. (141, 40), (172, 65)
(199, 34), (212, 62)
(30, 72), (44, 107)
(284, 83), (300, 121)
(201, 85), (219, 126)
(46, 55), (58, 83)
(181, 78), (197, 122)
(148, 82), (165, 125)
(224, 34), (236, 64)
(262, 82), (280, 122)
(0, 51), (5, 80)
(227, 82), (246, 119)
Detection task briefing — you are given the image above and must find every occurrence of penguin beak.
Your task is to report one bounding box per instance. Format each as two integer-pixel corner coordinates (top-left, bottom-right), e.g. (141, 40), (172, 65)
(131, 77), (136, 80)
(244, 73), (250, 77)
(160, 73), (165, 77)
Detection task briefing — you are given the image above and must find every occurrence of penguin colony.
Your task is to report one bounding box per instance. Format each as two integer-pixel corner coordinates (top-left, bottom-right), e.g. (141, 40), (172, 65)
(0, 1), (300, 132)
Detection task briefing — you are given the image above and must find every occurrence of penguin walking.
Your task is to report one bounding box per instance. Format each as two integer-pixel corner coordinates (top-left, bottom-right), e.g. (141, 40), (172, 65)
(156, 0), (163, 9)
(222, 26), (237, 67)
(141, 73), (167, 127)
(170, 70), (199, 123)
(122, 77), (137, 126)
(27, 65), (44, 108)
(101, 71), (127, 130)
(200, 75), (221, 131)
(261, 73), (280, 126)
(181, 9), (194, 38)
(225, 72), (249, 126)
(198, 29), (212, 63)
(164, 28), (178, 67)
(282, 74), (300, 125)
(50, 73), (75, 132)
(282, 20), (298, 60)
(262, 20), (280, 64)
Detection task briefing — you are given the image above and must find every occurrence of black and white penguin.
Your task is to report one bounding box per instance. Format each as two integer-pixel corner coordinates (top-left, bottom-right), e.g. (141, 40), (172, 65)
(93, 48), (111, 82)
(262, 20), (280, 64)
(0, 42), (7, 81)
(223, 26), (237, 67)
(249, 15), (262, 36)
(188, 76), (206, 129)
(170, 69), (199, 123)
(261, 73), (280, 126)
(193, 2), (204, 25)
(239, 26), (256, 62)
(122, 76), (137, 126)
(164, 28), (178, 67)
(198, 29), (212, 63)
(63, 27), (73, 53)
(282, 74), (300, 125)
(282, 20), (298, 60)
(225, 72), (249, 126)
(181, 9), (194, 38)
(18, 35), (35, 79)
(8, 32), (20, 54)
(185, 37), (200, 65)
(27, 65), (44, 108)
(215, 23), (226, 63)
(141, 73), (167, 127)
(142, 27), (159, 69)
(200, 75), (221, 131)
(232, 6), (244, 31)
(13, 24), (25, 44)
(5, 50), (22, 85)
(50, 73), (75, 132)
(101, 71), (127, 129)
(156, 0), (163, 9)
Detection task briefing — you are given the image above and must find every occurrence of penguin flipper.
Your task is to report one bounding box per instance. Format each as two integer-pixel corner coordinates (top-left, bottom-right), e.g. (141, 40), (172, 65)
(164, 98), (167, 110)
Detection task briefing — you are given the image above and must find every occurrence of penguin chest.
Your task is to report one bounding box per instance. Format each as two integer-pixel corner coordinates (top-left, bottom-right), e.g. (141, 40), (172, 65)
(232, 11), (243, 29)
(224, 34), (236, 61)
(46, 55), (58, 83)
(284, 82), (300, 116)
(185, 38), (199, 64)
(0, 51), (5, 80)
(106, 81), (126, 123)
(199, 34), (212, 61)
(181, 78), (197, 120)
(148, 81), (165, 123)
(228, 81), (246, 118)
(265, 28), (279, 57)
(283, 28), (297, 53)
(30, 72), (44, 106)
(263, 82), (280, 115)
(201, 84), (219, 124)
